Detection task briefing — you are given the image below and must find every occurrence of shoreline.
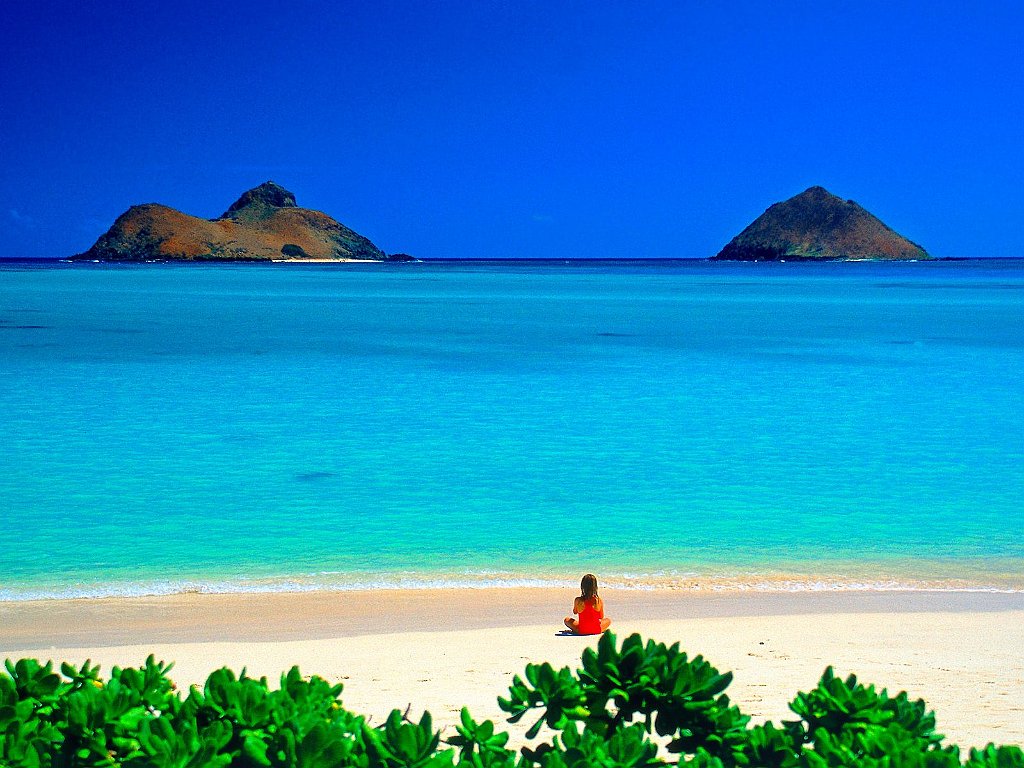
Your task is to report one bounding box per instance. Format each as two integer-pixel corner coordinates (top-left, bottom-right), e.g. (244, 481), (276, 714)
(3, 586), (1023, 651)
(2, 256), (1016, 264)
(3, 568), (1023, 604)
(2, 588), (1022, 748)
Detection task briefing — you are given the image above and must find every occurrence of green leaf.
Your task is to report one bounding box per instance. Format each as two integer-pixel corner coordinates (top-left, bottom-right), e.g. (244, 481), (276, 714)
(243, 733), (271, 766)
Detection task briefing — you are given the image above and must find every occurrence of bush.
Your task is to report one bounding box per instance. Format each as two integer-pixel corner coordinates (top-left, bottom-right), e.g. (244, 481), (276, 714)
(280, 244), (309, 259)
(2, 634), (1021, 768)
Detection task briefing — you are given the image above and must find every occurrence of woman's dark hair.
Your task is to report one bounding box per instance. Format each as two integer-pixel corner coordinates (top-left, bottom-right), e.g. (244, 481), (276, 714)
(581, 573), (599, 603)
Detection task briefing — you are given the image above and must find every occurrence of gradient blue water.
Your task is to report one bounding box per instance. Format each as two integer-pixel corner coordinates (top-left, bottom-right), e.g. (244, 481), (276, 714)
(2, 260), (1023, 599)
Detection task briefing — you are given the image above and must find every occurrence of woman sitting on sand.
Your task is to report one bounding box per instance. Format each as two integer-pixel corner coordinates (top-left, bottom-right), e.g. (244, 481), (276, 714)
(563, 573), (612, 635)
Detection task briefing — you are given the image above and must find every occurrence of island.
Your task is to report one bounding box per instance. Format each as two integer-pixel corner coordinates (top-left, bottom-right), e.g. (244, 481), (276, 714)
(712, 186), (929, 261)
(72, 181), (412, 262)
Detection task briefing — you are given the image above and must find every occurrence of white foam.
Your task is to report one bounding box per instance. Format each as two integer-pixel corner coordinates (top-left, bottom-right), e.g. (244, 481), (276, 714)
(2, 570), (1022, 602)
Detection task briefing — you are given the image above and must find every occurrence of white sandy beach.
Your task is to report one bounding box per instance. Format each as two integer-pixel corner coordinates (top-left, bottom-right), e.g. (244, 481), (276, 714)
(2, 589), (1022, 748)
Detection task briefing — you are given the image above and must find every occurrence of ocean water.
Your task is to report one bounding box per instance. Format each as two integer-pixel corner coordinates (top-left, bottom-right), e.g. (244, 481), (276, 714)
(1, 259), (1022, 600)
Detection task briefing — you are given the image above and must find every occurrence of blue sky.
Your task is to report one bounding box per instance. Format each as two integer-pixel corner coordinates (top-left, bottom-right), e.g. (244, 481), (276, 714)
(1, 1), (1022, 258)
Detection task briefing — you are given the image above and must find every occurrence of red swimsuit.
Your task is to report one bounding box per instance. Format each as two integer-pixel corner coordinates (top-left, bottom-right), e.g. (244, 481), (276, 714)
(577, 597), (604, 635)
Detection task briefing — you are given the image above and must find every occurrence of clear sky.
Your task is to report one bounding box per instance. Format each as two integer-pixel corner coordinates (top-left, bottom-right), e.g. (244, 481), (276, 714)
(1, 1), (1022, 258)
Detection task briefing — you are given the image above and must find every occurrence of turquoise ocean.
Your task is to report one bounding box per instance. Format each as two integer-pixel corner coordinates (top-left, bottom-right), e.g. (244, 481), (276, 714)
(1, 259), (1022, 601)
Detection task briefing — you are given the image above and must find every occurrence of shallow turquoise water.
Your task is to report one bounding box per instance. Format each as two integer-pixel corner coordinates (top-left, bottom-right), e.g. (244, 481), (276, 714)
(1, 259), (1022, 599)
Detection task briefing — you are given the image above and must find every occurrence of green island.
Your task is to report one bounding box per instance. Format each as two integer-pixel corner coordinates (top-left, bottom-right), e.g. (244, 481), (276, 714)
(3, 633), (1021, 768)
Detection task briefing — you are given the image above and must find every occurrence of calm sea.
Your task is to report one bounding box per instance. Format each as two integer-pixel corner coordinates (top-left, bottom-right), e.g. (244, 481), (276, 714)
(1, 259), (1022, 600)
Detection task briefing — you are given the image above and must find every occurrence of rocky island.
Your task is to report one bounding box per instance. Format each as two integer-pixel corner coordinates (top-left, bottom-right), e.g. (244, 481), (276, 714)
(73, 182), (410, 262)
(712, 186), (929, 261)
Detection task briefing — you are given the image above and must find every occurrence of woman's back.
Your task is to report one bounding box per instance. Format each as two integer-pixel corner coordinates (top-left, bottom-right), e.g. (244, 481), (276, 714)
(575, 596), (604, 635)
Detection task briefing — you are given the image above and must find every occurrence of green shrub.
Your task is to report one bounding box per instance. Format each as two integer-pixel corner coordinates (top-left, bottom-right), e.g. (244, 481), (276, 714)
(280, 244), (308, 259)
(2, 633), (1021, 768)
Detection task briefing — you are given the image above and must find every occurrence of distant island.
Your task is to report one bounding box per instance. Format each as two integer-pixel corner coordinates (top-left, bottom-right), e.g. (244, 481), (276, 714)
(72, 182), (412, 262)
(712, 186), (930, 261)
(70, 182), (931, 263)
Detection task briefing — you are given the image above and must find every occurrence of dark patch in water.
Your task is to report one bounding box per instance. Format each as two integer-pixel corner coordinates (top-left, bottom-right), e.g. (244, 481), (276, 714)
(0, 323), (50, 330)
(597, 332), (635, 338)
(296, 471), (338, 482)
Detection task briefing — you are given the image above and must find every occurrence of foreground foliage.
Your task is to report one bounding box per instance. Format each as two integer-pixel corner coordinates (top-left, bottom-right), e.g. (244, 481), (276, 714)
(2, 634), (1021, 768)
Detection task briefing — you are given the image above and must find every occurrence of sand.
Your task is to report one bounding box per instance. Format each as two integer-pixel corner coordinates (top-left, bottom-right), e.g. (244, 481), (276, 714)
(2, 589), (1022, 749)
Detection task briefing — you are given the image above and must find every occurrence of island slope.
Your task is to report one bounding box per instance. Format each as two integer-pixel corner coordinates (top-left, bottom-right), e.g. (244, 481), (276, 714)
(73, 181), (408, 262)
(713, 186), (929, 261)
